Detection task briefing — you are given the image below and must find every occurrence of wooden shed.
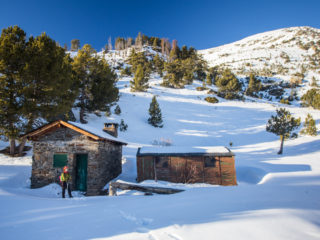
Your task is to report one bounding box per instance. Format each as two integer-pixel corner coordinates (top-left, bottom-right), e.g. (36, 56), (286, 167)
(136, 146), (236, 186)
(23, 120), (127, 196)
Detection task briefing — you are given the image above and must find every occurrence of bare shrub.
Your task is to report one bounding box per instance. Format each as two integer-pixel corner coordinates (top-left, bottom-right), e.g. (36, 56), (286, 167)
(172, 163), (202, 184)
(151, 138), (172, 146)
(290, 76), (302, 85)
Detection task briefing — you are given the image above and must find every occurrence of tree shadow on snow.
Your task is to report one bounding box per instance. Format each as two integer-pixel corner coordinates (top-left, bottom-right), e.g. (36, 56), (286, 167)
(234, 139), (320, 185)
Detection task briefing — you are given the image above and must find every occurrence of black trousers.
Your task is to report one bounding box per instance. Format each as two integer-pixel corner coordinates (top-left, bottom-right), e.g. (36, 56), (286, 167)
(62, 182), (72, 198)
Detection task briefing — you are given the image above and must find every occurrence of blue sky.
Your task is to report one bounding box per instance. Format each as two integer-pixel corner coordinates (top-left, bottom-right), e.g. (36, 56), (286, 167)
(1, 0), (320, 50)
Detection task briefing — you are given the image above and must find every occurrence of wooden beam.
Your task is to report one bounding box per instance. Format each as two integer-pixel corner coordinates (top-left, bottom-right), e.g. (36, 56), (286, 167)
(25, 122), (61, 138)
(59, 121), (100, 140)
(109, 181), (184, 196)
(27, 125), (60, 140)
(23, 120), (100, 141)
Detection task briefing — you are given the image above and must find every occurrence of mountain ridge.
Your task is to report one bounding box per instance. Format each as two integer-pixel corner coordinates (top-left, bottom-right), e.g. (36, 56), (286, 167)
(199, 26), (320, 51)
(199, 26), (320, 83)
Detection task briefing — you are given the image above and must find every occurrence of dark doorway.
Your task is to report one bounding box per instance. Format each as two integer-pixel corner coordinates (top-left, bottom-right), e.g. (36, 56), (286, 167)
(75, 154), (88, 191)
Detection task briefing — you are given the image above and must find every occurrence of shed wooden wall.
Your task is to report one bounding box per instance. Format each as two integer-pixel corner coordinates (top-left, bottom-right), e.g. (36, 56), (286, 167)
(137, 155), (236, 186)
(220, 156), (237, 186)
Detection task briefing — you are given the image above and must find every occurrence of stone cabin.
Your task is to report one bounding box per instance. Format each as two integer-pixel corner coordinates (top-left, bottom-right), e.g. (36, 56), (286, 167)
(23, 120), (127, 196)
(136, 146), (237, 186)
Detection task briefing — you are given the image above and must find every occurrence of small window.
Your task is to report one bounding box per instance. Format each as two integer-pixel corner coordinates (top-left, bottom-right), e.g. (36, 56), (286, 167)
(53, 154), (68, 167)
(204, 157), (217, 167)
(155, 156), (169, 168)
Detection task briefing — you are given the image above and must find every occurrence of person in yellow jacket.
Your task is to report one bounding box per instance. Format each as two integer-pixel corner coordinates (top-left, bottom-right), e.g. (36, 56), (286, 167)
(60, 166), (73, 198)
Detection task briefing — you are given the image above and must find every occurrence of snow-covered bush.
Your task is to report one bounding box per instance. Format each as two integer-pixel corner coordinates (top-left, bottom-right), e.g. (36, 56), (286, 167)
(119, 119), (128, 132)
(114, 105), (121, 115)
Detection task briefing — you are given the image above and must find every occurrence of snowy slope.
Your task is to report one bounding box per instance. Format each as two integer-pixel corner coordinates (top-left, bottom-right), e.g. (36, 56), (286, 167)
(199, 26), (320, 83)
(96, 46), (162, 69)
(0, 75), (320, 239)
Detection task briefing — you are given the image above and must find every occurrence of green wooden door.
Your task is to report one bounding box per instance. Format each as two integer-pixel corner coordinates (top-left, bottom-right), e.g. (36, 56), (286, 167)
(76, 154), (88, 191)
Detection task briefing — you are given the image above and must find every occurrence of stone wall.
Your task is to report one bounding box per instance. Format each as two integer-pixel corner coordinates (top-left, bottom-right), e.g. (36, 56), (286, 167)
(30, 126), (122, 195)
(85, 141), (122, 195)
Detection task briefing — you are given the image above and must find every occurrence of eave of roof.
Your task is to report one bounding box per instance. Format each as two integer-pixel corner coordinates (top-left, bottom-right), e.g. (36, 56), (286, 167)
(22, 120), (127, 145)
(136, 146), (235, 157)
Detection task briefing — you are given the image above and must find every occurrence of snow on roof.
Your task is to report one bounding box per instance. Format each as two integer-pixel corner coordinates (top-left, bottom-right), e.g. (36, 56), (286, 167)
(68, 121), (127, 145)
(138, 146), (234, 156)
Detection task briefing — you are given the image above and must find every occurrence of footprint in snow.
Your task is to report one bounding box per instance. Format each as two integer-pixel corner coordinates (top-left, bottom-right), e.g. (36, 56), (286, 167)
(119, 210), (153, 226)
(148, 232), (158, 240)
(166, 233), (183, 240)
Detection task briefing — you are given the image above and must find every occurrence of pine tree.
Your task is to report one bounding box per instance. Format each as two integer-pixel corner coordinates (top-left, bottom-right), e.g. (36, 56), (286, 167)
(114, 105), (121, 115)
(207, 66), (219, 85)
(126, 37), (133, 49)
(301, 88), (320, 109)
(194, 57), (207, 81)
(18, 33), (78, 153)
(300, 114), (317, 136)
(181, 58), (195, 85)
(128, 50), (151, 76)
(104, 43), (109, 53)
(0, 26), (27, 155)
(23, 33), (77, 125)
(71, 39), (80, 51)
(72, 44), (95, 123)
(120, 66), (131, 77)
(142, 34), (149, 46)
(169, 39), (179, 61)
(188, 47), (197, 59)
(161, 38), (165, 55)
(266, 108), (301, 154)
(216, 68), (241, 99)
(148, 96), (163, 128)
(153, 54), (164, 76)
(115, 37), (125, 50)
(135, 32), (143, 49)
(127, 48), (137, 63)
(206, 73), (213, 85)
(108, 36), (113, 51)
(0, 26), (79, 155)
(72, 44), (118, 123)
(152, 38), (158, 49)
(119, 119), (128, 131)
(130, 64), (149, 92)
(246, 73), (261, 97)
(181, 45), (189, 60)
(164, 38), (171, 56)
(115, 37), (120, 50)
(163, 59), (184, 88)
(88, 57), (119, 112)
(311, 76), (319, 87)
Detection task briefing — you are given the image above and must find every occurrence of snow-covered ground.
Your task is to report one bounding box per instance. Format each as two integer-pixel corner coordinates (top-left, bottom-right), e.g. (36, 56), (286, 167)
(199, 26), (320, 84)
(1, 77), (320, 239)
